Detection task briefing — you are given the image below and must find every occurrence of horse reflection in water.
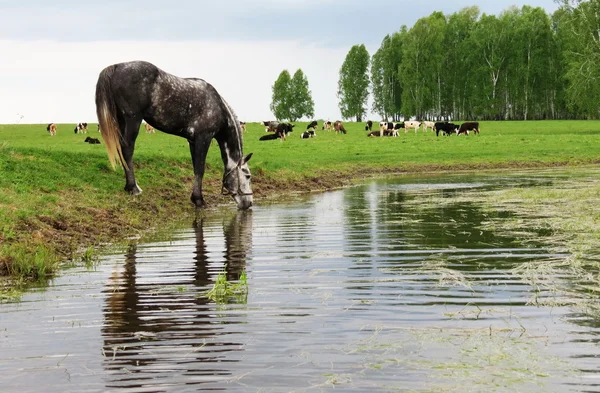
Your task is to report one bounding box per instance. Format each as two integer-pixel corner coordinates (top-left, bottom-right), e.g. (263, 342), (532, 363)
(102, 211), (253, 390)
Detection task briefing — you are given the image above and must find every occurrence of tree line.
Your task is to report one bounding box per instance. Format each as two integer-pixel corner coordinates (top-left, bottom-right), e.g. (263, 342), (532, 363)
(271, 1), (600, 122)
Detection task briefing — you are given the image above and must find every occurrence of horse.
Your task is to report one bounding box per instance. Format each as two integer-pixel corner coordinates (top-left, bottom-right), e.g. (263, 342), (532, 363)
(46, 123), (57, 136)
(95, 60), (253, 210)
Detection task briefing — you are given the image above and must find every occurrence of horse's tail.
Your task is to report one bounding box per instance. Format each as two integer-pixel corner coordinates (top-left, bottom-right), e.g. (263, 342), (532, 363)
(95, 65), (124, 170)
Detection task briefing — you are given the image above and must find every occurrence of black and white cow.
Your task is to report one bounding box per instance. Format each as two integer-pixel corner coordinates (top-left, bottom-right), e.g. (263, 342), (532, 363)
(261, 120), (279, 133)
(301, 130), (316, 139)
(434, 122), (459, 136)
(74, 122), (88, 134)
(365, 120), (373, 131)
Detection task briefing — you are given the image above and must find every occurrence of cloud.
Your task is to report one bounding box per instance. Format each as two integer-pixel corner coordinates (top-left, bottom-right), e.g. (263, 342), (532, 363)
(0, 39), (348, 124)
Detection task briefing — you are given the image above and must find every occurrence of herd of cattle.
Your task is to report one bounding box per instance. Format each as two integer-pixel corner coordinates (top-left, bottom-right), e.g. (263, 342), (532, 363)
(45, 119), (480, 142)
(372, 120), (480, 137)
(257, 119), (480, 140)
(258, 120), (348, 141)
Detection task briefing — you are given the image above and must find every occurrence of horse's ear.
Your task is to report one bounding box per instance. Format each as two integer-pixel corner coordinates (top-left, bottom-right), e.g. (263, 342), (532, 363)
(239, 153), (253, 166)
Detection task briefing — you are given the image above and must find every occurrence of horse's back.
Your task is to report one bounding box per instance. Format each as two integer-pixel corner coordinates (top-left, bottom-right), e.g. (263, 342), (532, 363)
(98, 60), (233, 137)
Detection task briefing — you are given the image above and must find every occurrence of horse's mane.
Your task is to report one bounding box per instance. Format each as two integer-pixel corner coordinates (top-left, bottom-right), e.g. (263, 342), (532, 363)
(218, 96), (244, 158)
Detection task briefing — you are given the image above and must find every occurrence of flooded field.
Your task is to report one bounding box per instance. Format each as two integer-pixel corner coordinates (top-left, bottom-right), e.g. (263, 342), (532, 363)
(1, 168), (600, 392)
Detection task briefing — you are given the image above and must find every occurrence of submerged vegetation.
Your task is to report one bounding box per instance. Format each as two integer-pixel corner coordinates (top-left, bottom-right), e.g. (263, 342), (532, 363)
(203, 269), (248, 304)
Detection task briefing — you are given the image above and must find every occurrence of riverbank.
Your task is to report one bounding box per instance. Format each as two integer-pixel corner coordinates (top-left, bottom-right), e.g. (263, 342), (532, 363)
(1, 120), (600, 289)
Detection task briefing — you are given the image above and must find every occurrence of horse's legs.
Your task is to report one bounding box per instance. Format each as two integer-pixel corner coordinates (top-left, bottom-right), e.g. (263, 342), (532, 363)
(120, 116), (143, 195)
(188, 138), (212, 208)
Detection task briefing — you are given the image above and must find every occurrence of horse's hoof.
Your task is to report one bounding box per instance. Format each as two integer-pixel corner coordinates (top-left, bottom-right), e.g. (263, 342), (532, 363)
(126, 184), (143, 195)
(190, 195), (205, 208)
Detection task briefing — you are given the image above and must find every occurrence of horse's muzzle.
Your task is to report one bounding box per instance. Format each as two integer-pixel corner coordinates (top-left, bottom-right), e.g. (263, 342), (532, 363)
(235, 195), (253, 210)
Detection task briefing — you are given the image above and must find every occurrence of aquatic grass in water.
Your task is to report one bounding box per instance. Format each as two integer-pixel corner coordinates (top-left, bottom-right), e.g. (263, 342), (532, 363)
(203, 269), (248, 304)
(408, 170), (600, 321)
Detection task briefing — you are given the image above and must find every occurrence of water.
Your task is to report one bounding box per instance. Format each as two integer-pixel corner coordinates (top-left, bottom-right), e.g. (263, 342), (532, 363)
(1, 170), (600, 392)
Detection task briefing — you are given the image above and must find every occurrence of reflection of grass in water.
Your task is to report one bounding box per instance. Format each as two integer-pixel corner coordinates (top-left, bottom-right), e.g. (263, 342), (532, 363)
(203, 269), (248, 304)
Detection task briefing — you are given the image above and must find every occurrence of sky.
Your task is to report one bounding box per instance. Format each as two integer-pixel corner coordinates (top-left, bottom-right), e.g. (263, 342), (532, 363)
(0, 0), (560, 124)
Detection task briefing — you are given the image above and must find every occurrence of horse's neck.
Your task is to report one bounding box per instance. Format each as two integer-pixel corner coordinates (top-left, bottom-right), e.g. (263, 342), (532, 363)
(219, 129), (243, 169)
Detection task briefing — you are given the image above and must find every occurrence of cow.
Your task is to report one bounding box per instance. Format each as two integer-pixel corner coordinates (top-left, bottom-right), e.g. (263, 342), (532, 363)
(307, 120), (318, 130)
(84, 136), (101, 144)
(322, 120), (332, 131)
(334, 120), (346, 134)
(457, 122), (480, 136)
(74, 122), (88, 134)
(261, 120), (279, 133)
(365, 120), (373, 131)
(240, 121), (247, 132)
(144, 122), (155, 133)
(404, 121), (421, 133)
(301, 130), (316, 139)
(422, 121), (435, 132)
(378, 121), (402, 136)
(434, 122), (460, 136)
(80, 122), (88, 133)
(259, 122), (293, 141)
(46, 123), (57, 136)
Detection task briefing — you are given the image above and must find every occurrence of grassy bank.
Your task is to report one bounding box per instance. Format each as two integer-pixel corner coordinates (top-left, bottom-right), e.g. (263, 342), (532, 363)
(1, 120), (600, 287)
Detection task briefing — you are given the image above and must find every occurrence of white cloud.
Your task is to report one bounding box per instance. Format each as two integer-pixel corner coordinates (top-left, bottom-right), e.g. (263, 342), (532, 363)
(0, 39), (349, 124)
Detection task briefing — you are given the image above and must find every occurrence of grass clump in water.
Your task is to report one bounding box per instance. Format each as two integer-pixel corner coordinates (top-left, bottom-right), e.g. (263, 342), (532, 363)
(3, 243), (59, 281)
(203, 269), (248, 304)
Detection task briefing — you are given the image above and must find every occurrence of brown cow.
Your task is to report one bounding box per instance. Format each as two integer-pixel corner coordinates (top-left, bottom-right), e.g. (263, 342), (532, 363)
(334, 120), (346, 134)
(46, 123), (57, 136)
(144, 122), (155, 133)
(457, 122), (480, 135)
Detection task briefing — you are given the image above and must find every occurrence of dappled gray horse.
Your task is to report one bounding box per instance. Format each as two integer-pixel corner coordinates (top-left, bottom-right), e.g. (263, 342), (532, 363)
(95, 61), (253, 210)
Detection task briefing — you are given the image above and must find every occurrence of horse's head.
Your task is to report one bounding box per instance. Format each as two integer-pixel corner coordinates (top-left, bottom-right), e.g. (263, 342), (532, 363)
(222, 153), (253, 210)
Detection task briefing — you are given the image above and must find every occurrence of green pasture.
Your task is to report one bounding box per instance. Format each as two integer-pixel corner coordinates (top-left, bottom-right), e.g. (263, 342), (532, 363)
(0, 120), (599, 283)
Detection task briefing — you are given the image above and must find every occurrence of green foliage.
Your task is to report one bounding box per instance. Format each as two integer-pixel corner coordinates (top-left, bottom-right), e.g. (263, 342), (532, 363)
(5, 243), (60, 280)
(271, 69), (315, 121)
(204, 269), (248, 304)
(290, 69), (315, 121)
(560, 0), (600, 117)
(399, 11), (447, 119)
(270, 70), (293, 121)
(362, 3), (599, 120)
(338, 44), (370, 121)
(371, 33), (404, 120)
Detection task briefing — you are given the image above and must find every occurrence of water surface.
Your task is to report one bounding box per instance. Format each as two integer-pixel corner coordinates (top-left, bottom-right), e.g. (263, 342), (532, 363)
(1, 169), (599, 392)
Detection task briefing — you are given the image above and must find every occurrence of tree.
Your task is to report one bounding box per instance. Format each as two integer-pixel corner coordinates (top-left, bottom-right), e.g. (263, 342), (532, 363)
(443, 6), (480, 120)
(371, 32), (404, 120)
(290, 69), (315, 121)
(270, 70), (293, 121)
(338, 44), (370, 121)
(559, 0), (600, 117)
(399, 12), (447, 120)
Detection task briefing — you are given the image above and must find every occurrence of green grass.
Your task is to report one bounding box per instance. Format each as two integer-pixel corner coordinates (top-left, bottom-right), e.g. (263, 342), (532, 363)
(203, 269), (248, 304)
(1, 120), (600, 284)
